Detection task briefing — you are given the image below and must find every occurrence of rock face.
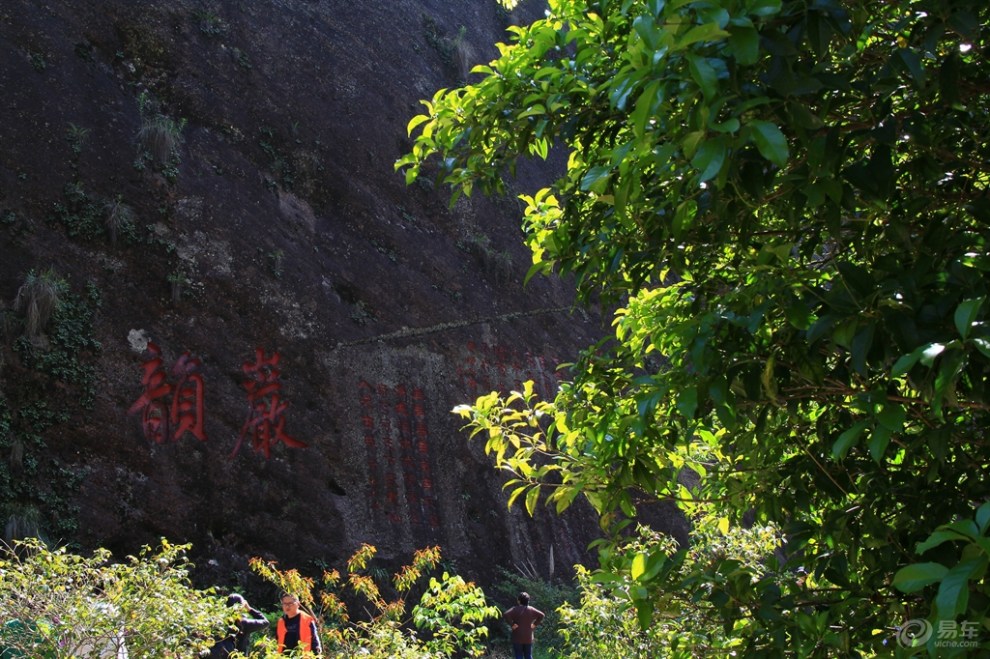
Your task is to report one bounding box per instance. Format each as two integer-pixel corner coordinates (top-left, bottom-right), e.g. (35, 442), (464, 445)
(0, 0), (617, 590)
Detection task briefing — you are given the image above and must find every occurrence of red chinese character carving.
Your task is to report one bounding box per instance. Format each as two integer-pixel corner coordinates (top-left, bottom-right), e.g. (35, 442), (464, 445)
(128, 342), (172, 444)
(170, 352), (207, 442)
(129, 343), (208, 444)
(232, 347), (307, 458)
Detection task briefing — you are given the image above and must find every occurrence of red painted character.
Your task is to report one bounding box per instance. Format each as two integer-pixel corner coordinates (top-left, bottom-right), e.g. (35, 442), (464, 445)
(232, 347), (307, 458)
(128, 342), (174, 444)
(170, 351), (207, 442)
(129, 343), (208, 444)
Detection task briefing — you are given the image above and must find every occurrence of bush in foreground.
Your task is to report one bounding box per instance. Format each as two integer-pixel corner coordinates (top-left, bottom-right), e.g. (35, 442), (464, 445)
(0, 538), (225, 658)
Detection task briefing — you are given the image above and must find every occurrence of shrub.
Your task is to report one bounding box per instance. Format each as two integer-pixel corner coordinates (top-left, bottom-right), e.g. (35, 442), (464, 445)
(249, 544), (501, 658)
(0, 538), (228, 658)
(556, 522), (784, 659)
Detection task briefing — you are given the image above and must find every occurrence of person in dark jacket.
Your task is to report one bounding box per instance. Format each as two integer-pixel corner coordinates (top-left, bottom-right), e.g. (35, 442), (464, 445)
(209, 593), (270, 659)
(503, 592), (545, 659)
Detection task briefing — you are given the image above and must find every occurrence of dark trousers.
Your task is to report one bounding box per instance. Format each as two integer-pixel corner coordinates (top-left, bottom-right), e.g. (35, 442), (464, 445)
(512, 643), (534, 659)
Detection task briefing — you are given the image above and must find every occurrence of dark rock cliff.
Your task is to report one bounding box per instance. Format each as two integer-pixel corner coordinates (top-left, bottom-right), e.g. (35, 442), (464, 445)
(0, 0), (620, 591)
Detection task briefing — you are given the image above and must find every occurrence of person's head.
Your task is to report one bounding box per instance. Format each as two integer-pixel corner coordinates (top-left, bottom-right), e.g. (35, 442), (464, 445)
(226, 593), (247, 608)
(517, 592), (530, 606)
(281, 593), (301, 616)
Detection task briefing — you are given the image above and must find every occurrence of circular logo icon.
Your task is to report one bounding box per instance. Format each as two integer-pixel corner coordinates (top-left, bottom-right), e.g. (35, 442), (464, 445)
(897, 619), (933, 647)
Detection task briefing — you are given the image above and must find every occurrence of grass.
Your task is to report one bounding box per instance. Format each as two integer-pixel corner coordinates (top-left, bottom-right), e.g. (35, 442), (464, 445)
(103, 197), (137, 245)
(2, 504), (44, 545)
(458, 230), (515, 284)
(138, 114), (184, 165)
(13, 268), (67, 340)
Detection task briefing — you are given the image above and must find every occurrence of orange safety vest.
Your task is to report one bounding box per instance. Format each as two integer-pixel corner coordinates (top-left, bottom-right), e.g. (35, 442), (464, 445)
(277, 612), (315, 653)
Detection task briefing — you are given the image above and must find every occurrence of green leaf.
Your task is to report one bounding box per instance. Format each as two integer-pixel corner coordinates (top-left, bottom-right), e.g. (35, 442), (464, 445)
(525, 485), (541, 516)
(933, 348), (965, 414)
(589, 570), (621, 585)
(916, 529), (973, 555)
(832, 318), (857, 350)
(406, 113), (431, 136)
(709, 116), (740, 133)
(610, 69), (645, 110)
(954, 297), (984, 339)
(682, 130), (705, 159)
(677, 23), (730, 49)
(867, 425), (891, 463)
(686, 55), (718, 100)
(977, 501), (990, 534)
(635, 597), (654, 630)
(676, 386), (698, 419)
(728, 25), (760, 65)
(633, 15), (660, 50)
(837, 261), (875, 298)
(784, 299), (813, 330)
(896, 48), (926, 88)
(892, 562), (948, 593)
(672, 200), (697, 239)
(690, 136), (728, 182)
(973, 337), (990, 359)
(517, 104), (546, 119)
(749, 0), (782, 17)
(806, 313), (837, 345)
(632, 80), (661, 138)
(553, 485), (581, 514)
(832, 419), (869, 460)
(531, 137), (549, 160)
(891, 345), (926, 377)
(850, 324), (875, 376)
(581, 166), (612, 193)
(920, 342), (946, 366)
(941, 519), (980, 542)
(806, 12), (832, 58)
(631, 552), (647, 581)
(936, 560), (979, 618)
(506, 484), (527, 509)
(876, 403), (906, 433)
(748, 120), (789, 167)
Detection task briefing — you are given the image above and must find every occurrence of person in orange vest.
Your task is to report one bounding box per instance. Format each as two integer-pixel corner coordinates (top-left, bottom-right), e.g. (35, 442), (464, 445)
(276, 593), (322, 656)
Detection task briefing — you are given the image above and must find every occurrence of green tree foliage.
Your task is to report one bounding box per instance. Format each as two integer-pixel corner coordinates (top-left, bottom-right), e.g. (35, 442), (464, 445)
(558, 521), (779, 658)
(0, 538), (226, 658)
(399, 0), (990, 654)
(250, 544), (501, 658)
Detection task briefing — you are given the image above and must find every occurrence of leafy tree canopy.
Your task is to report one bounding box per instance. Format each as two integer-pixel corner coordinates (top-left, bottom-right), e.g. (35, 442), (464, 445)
(399, 0), (990, 654)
